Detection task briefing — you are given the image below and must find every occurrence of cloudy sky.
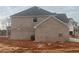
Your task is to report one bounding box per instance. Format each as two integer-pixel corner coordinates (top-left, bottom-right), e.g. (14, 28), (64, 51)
(0, 6), (79, 23)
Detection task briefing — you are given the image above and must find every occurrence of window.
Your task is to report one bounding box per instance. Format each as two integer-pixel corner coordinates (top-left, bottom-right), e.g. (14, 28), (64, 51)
(69, 31), (73, 35)
(33, 17), (37, 22)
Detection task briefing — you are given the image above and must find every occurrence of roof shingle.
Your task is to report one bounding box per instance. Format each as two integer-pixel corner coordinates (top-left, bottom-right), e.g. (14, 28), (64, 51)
(11, 6), (69, 23)
(11, 6), (56, 16)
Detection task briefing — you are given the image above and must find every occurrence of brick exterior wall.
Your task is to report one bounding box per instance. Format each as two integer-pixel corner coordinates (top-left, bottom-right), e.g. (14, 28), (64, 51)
(10, 16), (69, 42)
(35, 17), (69, 42)
(11, 17), (33, 40)
(10, 16), (48, 40)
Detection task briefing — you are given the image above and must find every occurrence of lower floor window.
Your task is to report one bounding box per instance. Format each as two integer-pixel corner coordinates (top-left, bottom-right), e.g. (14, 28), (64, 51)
(69, 31), (73, 35)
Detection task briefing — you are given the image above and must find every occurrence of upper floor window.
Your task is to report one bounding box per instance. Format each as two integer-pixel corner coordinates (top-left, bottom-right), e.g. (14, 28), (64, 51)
(33, 17), (37, 22)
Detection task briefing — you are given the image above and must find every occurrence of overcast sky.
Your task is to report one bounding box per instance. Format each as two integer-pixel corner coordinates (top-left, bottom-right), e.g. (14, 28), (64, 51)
(0, 6), (79, 23)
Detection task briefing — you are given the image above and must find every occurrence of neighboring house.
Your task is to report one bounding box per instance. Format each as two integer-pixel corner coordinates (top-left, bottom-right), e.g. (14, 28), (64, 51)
(77, 25), (79, 34)
(0, 30), (6, 36)
(10, 6), (69, 42)
(0, 26), (11, 36)
(68, 18), (78, 36)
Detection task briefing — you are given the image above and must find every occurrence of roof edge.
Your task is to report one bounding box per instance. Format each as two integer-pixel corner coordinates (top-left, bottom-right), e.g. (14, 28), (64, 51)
(34, 16), (68, 29)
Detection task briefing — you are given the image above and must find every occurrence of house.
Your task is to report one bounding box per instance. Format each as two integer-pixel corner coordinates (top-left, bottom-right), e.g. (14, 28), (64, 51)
(68, 18), (78, 36)
(10, 6), (69, 42)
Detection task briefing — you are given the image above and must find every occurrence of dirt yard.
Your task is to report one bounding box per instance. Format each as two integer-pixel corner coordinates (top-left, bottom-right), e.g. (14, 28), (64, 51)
(0, 37), (79, 53)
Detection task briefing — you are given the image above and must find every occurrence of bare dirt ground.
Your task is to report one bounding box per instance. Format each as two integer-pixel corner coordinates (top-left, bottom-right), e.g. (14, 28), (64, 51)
(0, 37), (79, 53)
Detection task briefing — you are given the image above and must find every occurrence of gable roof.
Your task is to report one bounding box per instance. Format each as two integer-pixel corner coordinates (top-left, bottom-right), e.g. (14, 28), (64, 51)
(11, 6), (56, 16)
(34, 16), (68, 29)
(34, 16), (51, 29)
(11, 6), (69, 23)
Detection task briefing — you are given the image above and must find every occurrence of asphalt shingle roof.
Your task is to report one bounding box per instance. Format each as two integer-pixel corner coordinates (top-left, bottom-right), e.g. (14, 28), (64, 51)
(55, 14), (69, 23)
(11, 6), (56, 16)
(11, 6), (69, 23)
